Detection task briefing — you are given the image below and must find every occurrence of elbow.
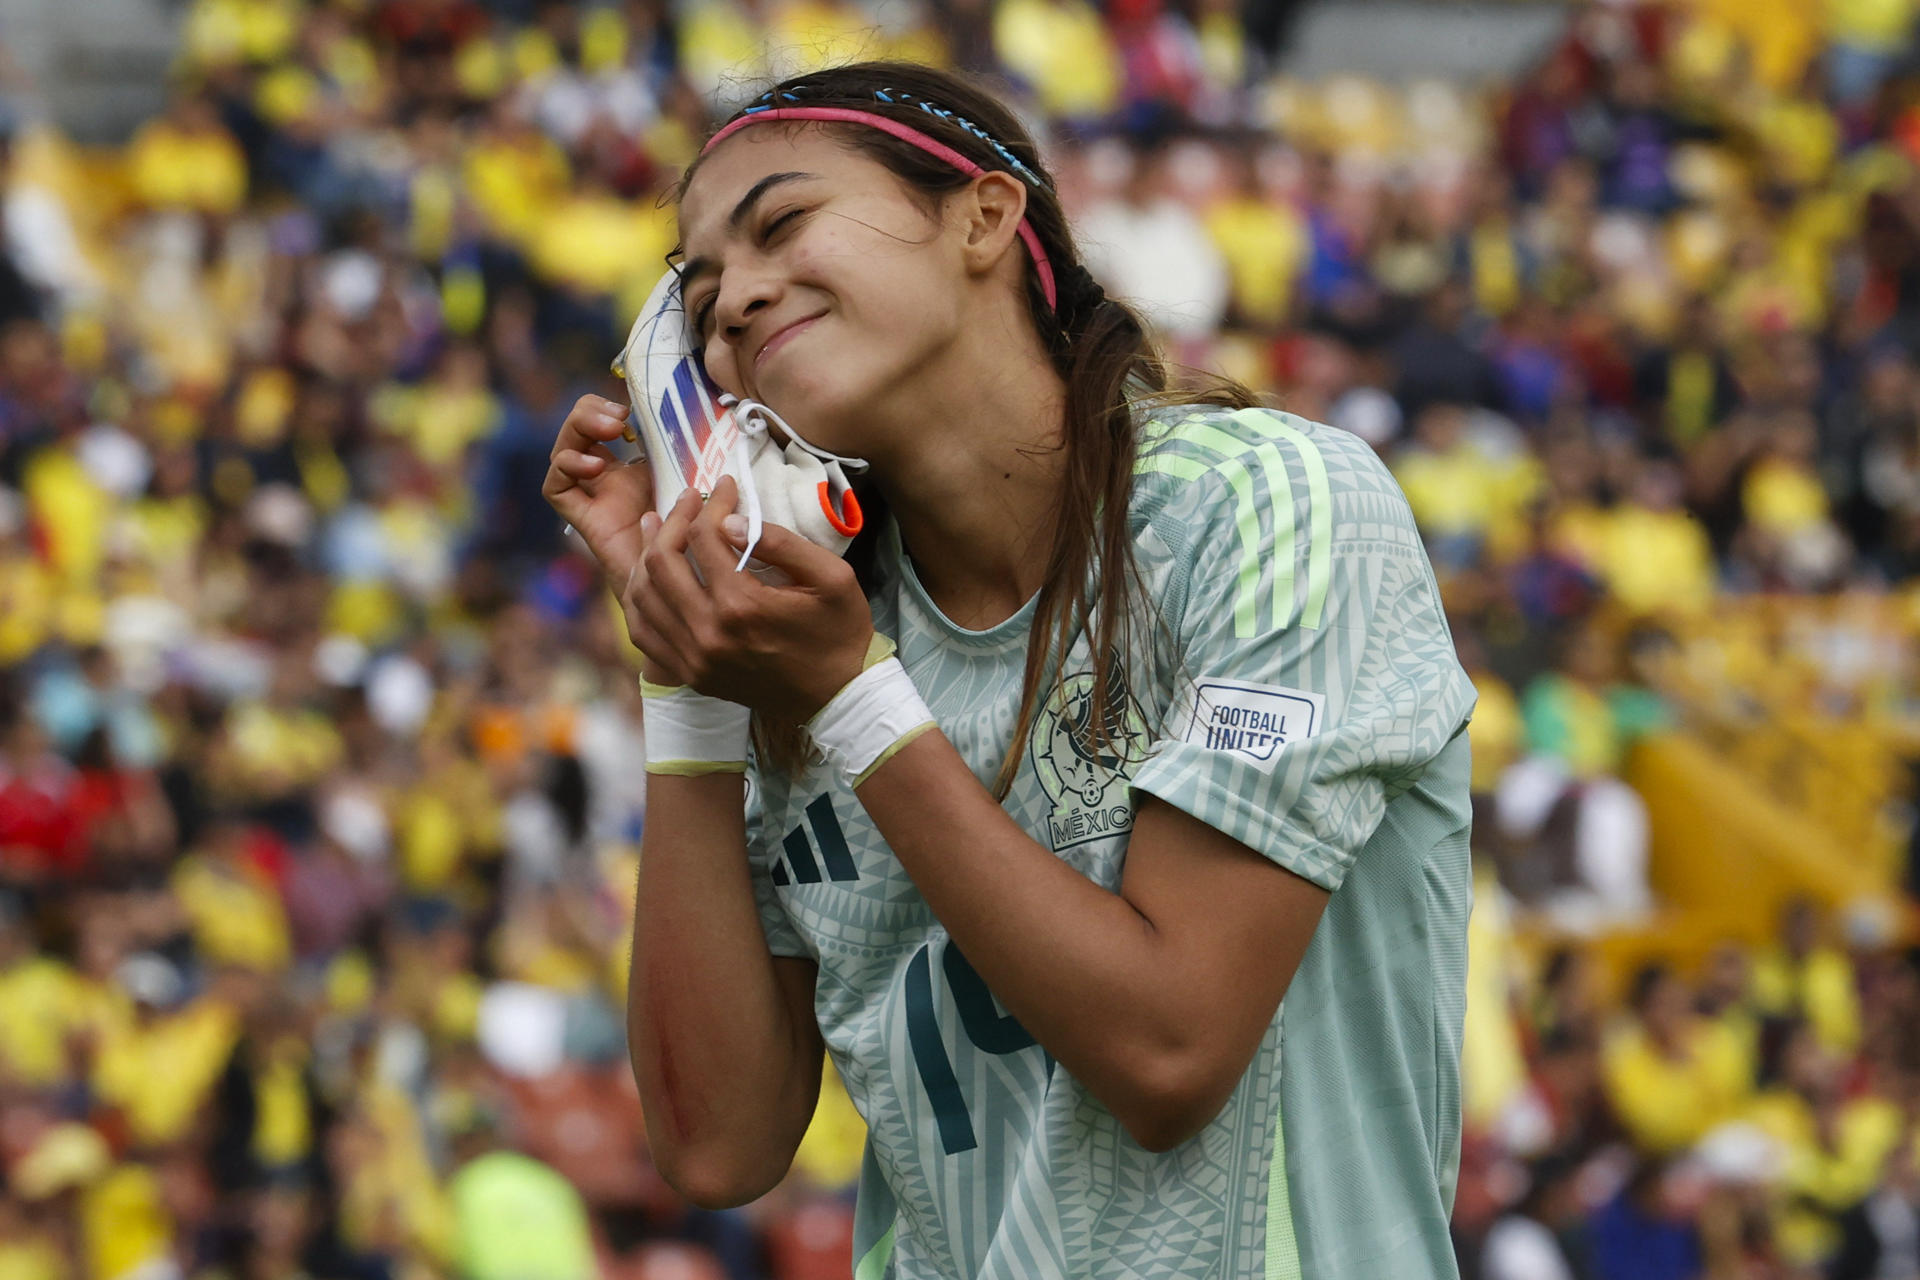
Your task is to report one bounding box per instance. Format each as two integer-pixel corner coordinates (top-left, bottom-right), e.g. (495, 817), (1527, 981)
(642, 1097), (794, 1211)
(656, 1148), (788, 1210)
(1119, 1100), (1227, 1156)
(1111, 1051), (1240, 1155)
(1120, 1117), (1198, 1157)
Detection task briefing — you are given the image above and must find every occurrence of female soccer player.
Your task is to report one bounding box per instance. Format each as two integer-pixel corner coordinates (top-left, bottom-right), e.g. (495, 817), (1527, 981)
(544, 61), (1475, 1280)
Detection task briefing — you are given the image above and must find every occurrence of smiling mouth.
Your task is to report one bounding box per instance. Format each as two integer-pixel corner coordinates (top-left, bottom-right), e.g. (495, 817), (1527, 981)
(754, 314), (825, 370)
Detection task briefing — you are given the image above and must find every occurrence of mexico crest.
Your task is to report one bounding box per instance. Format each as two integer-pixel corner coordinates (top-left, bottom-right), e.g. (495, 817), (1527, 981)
(1029, 665), (1148, 852)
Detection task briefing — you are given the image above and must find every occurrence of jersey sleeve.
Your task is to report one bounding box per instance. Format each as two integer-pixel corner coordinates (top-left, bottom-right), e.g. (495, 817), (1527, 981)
(744, 768), (811, 959)
(1129, 409), (1475, 892)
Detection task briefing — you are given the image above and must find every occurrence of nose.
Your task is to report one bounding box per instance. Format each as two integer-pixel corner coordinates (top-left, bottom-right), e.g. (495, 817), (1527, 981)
(715, 265), (781, 345)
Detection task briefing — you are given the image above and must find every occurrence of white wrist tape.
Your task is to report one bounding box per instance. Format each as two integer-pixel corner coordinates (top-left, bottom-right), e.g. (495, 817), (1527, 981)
(641, 679), (751, 775)
(806, 657), (937, 789)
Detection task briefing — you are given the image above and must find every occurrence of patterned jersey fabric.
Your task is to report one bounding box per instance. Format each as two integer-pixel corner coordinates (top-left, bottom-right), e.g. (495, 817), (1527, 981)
(746, 406), (1477, 1279)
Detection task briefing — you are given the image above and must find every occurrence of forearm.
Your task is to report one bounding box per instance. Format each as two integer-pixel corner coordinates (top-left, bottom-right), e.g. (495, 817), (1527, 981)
(853, 731), (1209, 1140)
(628, 771), (820, 1202)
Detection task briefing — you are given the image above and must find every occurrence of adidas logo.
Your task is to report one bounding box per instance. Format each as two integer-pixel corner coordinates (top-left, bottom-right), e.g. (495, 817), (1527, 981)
(771, 795), (860, 885)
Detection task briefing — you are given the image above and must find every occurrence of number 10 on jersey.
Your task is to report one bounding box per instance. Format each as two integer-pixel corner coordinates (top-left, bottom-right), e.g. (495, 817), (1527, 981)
(904, 937), (1051, 1155)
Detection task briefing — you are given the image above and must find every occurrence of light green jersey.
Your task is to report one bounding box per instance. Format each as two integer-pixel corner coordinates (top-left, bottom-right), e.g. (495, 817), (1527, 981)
(745, 406), (1476, 1279)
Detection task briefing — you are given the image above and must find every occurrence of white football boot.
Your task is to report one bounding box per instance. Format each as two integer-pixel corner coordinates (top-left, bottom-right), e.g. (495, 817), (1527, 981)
(614, 269), (866, 583)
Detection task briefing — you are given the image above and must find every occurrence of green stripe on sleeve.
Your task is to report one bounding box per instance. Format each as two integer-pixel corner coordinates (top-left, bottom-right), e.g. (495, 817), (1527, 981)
(1247, 412), (1333, 631)
(1136, 453), (1261, 639)
(1172, 420), (1298, 636)
(1142, 411), (1335, 637)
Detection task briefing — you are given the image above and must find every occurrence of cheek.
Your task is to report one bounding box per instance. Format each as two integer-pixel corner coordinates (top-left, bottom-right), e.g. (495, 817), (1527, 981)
(702, 343), (745, 399)
(793, 206), (949, 323)
(800, 241), (957, 363)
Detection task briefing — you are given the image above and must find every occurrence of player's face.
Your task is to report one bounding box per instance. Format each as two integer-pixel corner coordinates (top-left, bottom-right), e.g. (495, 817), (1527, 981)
(678, 128), (970, 454)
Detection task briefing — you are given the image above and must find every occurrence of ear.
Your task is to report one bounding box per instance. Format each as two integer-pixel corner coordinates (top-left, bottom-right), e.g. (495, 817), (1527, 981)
(958, 170), (1030, 287)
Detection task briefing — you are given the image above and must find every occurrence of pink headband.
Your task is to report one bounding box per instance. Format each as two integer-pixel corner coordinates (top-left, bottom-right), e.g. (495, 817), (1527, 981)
(701, 106), (1058, 311)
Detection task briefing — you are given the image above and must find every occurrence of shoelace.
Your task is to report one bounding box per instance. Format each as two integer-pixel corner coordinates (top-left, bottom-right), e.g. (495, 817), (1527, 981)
(717, 393), (868, 571)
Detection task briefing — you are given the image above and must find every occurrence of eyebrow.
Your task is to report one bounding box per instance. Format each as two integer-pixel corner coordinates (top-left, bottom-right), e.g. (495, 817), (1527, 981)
(680, 171), (817, 285)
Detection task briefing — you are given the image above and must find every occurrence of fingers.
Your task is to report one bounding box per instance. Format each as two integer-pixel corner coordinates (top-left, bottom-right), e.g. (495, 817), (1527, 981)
(624, 551), (699, 675)
(645, 489), (720, 615)
(738, 520), (850, 590)
(555, 394), (631, 456)
(545, 392), (659, 565)
(620, 580), (685, 682)
(684, 477), (747, 584)
(550, 447), (611, 482)
(546, 396), (644, 513)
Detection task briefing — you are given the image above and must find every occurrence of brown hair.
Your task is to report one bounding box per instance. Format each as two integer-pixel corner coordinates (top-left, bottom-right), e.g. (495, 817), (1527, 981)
(679, 61), (1257, 795)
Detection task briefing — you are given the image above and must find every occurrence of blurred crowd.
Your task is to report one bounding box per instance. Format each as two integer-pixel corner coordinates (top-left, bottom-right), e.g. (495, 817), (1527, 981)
(1, 0), (1920, 1277)
(1459, 891), (1920, 1280)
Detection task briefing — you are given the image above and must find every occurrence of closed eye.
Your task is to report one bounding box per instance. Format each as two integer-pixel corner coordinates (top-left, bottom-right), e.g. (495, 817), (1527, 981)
(688, 208), (809, 340)
(760, 207), (805, 243)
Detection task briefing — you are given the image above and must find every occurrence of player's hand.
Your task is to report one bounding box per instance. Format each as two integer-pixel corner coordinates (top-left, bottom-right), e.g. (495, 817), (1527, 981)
(544, 394), (653, 588)
(622, 476), (873, 722)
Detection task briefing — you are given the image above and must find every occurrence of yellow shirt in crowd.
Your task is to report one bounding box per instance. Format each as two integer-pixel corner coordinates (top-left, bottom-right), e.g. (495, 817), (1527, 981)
(1205, 196), (1309, 329)
(171, 851), (294, 975)
(23, 448), (112, 586)
(768, 0), (886, 76)
(463, 132), (572, 248)
(252, 1036), (315, 1169)
(1461, 871), (1530, 1128)
(1824, 0), (1918, 50)
(1394, 446), (1540, 555)
(340, 1082), (455, 1266)
(992, 0), (1122, 120)
(125, 121), (248, 217)
(0, 1240), (64, 1280)
(1467, 673), (1522, 793)
(372, 383), (504, 470)
(223, 701), (346, 796)
(82, 1162), (173, 1280)
(1683, 0), (1819, 90)
(0, 957), (87, 1087)
(0, 551), (59, 665)
(529, 192), (678, 303)
(1744, 457), (1833, 535)
(1747, 1086), (1905, 1265)
(1556, 503), (1716, 618)
(1752, 945), (1862, 1056)
(1603, 1020), (1753, 1154)
(182, 0), (302, 69)
(92, 999), (240, 1147)
(679, 0), (767, 100)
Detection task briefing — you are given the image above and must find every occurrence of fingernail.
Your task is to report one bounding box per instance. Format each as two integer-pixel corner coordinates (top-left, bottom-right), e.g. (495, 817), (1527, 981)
(641, 512), (661, 534)
(722, 515), (747, 540)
